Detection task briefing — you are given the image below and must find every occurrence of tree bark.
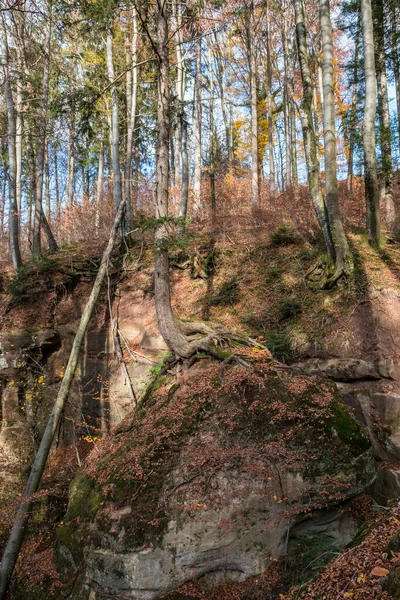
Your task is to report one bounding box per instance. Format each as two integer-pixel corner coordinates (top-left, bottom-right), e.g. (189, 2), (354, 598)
(361, 0), (380, 245)
(193, 35), (202, 215)
(208, 45), (216, 215)
(32, 5), (57, 255)
(45, 143), (51, 219)
(266, 2), (275, 202)
(373, 0), (394, 228)
(213, 32), (232, 166)
(0, 12), (23, 270)
(390, 0), (400, 157)
(320, 0), (352, 277)
(106, 27), (123, 214)
(347, 9), (361, 192)
(293, 0), (334, 258)
(0, 194), (127, 600)
(246, 0), (259, 208)
(66, 110), (75, 205)
(95, 138), (104, 232)
(123, 8), (138, 232)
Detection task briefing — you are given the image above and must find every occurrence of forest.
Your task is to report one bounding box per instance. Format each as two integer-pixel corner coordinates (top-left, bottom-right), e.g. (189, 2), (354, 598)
(0, 0), (400, 598)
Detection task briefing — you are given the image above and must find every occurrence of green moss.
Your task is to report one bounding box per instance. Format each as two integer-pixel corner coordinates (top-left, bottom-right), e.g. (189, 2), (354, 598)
(325, 400), (370, 453)
(12, 584), (55, 600)
(66, 472), (101, 521)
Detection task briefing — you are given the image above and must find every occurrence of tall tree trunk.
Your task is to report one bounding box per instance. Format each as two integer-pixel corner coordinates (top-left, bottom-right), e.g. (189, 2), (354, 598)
(1, 160), (7, 237)
(208, 45), (216, 215)
(54, 147), (60, 221)
(320, 0), (352, 278)
(154, 0), (189, 357)
(373, 0), (394, 229)
(361, 0), (380, 245)
(95, 138), (104, 232)
(66, 110), (75, 205)
(174, 0), (189, 225)
(293, 0), (334, 258)
(390, 0), (400, 157)
(213, 32), (232, 165)
(15, 40), (23, 216)
(347, 9), (361, 192)
(123, 8), (138, 232)
(193, 36), (202, 215)
(45, 143), (51, 218)
(106, 27), (123, 215)
(33, 5), (57, 255)
(266, 2), (275, 201)
(282, 2), (291, 191)
(247, 0), (259, 208)
(0, 192), (128, 600)
(0, 12), (23, 270)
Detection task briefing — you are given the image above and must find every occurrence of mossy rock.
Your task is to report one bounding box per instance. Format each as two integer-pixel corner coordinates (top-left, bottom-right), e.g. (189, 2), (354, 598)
(54, 354), (375, 599)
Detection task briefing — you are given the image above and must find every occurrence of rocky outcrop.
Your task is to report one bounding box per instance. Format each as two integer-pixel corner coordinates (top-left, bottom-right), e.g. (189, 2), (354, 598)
(292, 358), (392, 382)
(55, 355), (375, 599)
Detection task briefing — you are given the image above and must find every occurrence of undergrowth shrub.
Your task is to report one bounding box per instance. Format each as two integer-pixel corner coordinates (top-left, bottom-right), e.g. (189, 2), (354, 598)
(277, 299), (302, 321)
(264, 331), (293, 362)
(271, 226), (300, 246)
(207, 278), (240, 306)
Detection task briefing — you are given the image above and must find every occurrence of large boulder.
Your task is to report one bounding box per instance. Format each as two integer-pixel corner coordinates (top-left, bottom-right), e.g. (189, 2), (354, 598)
(55, 353), (375, 600)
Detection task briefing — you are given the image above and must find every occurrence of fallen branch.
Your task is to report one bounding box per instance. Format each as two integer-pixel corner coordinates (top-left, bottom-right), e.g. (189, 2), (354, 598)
(0, 199), (127, 600)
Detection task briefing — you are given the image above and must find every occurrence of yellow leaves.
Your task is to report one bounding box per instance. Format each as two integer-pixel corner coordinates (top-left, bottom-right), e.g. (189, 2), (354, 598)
(343, 593), (354, 598)
(357, 573), (367, 584)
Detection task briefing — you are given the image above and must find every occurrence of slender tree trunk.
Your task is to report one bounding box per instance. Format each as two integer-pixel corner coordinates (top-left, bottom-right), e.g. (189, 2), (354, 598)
(193, 36), (202, 215)
(170, 129), (176, 186)
(54, 147), (60, 221)
(123, 8), (138, 232)
(106, 27), (123, 215)
(0, 12), (23, 270)
(347, 10), (361, 192)
(361, 0), (380, 245)
(154, 0), (188, 357)
(45, 143), (51, 219)
(247, 0), (259, 208)
(208, 45), (216, 215)
(15, 48), (23, 217)
(390, 1), (400, 157)
(1, 160), (7, 237)
(283, 4), (291, 191)
(33, 6), (57, 255)
(0, 193), (127, 600)
(266, 2), (275, 201)
(174, 0), (189, 225)
(95, 139), (104, 232)
(293, 0), (334, 258)
(213, 33), (232, 165)
(320, 0), (352, 277)
(66, 111), (75, 205)
(373, 0), (394, 228)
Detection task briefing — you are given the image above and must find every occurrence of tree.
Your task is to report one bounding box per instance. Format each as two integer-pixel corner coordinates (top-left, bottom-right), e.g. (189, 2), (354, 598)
(373, 0), (394, 229)
(123, 7), (138, 233)
(32, 3), (58, 256)
(293, 0), (334, 260)
(106, 23), (123, 214)
(361, 0), (380, 245)
(0, 10), (23, 270)
(320, 0), (352, 279)
(245, 0), (259, 208)
(193, 35), (202, 215)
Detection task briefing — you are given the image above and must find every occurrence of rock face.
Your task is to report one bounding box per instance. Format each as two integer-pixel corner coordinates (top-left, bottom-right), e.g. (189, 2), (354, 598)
(292, 358), (388, 382)
(56, 355), (375, 600)
(0, 288), (168, 506)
